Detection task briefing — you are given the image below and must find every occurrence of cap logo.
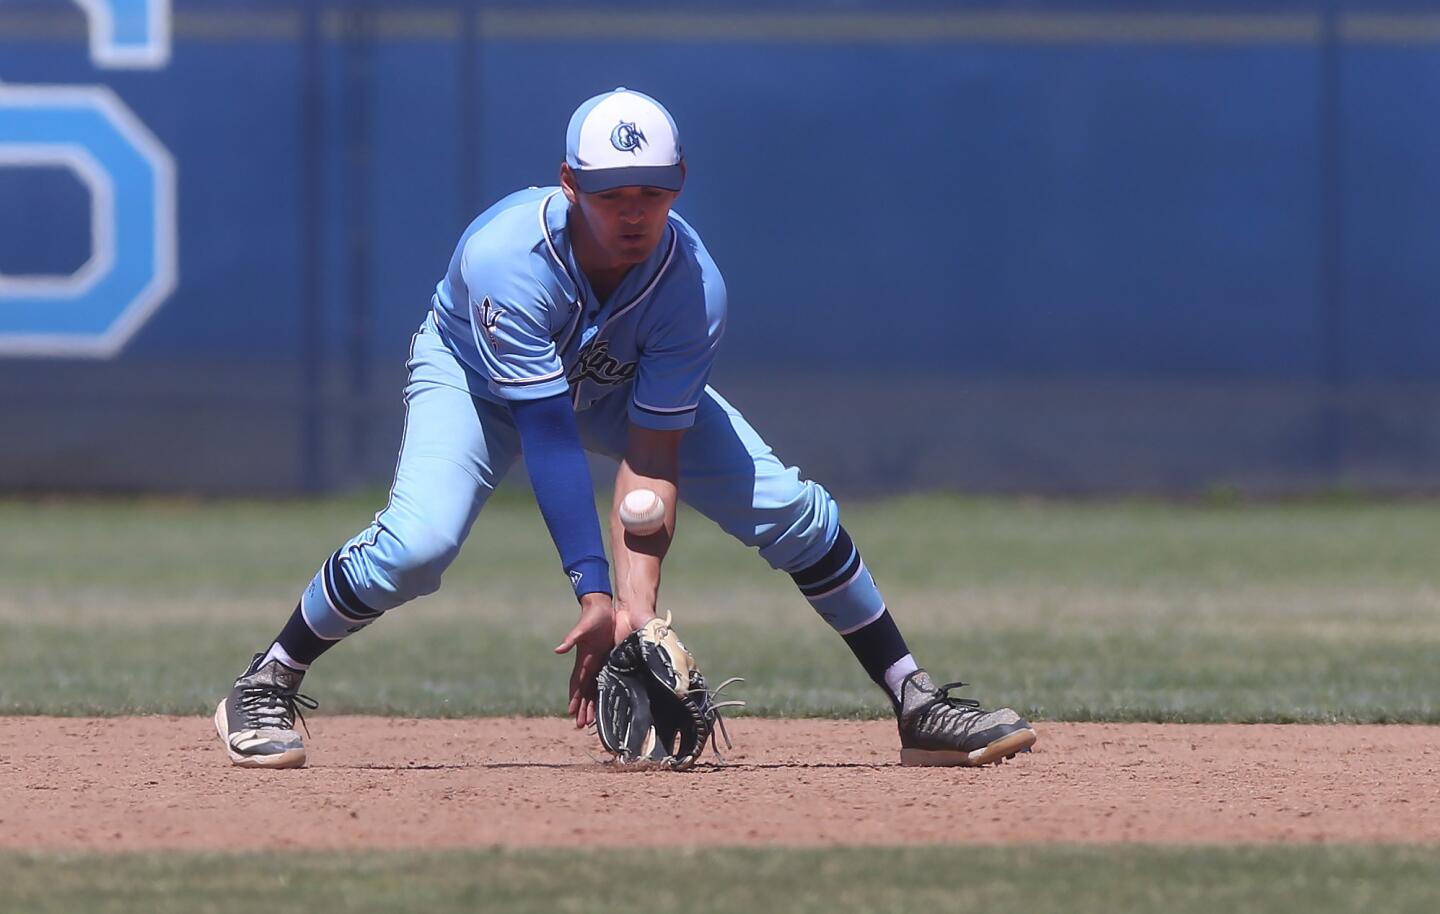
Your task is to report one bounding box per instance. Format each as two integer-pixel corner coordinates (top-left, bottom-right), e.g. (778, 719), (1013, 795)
(610, 121), (647, 154)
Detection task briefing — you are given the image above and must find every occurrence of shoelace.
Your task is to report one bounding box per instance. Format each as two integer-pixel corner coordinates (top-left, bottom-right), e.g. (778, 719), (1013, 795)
(932, 681), (984, 711)
(910, 681), (988, 738)
(238, 684), (319, 737)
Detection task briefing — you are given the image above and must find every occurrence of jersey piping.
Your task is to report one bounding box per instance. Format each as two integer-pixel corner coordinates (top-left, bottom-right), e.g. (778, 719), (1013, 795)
(537, 191), (681, 410)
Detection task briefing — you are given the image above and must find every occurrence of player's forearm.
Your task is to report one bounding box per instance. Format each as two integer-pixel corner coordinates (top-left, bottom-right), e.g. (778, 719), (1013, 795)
(611, 454), (678, 622)
(508, 394), (612, 599)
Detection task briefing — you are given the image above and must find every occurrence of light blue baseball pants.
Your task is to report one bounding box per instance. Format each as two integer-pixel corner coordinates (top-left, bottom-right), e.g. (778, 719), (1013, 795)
(297, 316), (886, 641)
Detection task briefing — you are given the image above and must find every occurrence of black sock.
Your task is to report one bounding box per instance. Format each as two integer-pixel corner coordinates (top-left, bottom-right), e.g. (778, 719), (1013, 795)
(841, 609), (911, 691)
(273, 602), (337, 667)
(792, 527), (911, 695)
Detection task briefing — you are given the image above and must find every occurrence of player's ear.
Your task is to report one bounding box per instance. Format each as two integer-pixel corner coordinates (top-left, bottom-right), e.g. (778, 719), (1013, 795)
(559, 163), (579, 204)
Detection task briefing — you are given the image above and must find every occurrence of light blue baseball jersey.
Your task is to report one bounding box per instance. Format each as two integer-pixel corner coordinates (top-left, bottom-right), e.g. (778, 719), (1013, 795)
(431, 186), (726, 431)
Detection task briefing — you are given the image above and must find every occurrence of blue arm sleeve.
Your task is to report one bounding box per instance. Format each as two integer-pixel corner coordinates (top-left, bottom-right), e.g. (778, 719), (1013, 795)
(509, 392), (612, 599)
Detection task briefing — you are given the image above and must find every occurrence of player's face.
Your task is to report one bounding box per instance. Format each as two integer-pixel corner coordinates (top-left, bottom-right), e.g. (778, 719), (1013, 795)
(573, 185), (679, 266)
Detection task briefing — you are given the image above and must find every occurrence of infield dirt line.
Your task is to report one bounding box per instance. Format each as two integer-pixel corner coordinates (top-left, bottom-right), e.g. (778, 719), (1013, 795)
(3, 717), (1438, 851)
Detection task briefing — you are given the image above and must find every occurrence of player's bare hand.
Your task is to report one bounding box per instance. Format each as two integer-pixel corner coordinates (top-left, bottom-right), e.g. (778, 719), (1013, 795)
(554, 594), (618, 728)
(614, 601), (657, 643)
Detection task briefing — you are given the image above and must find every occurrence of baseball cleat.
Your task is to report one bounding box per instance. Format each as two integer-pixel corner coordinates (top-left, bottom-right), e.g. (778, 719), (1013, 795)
(214, 652), (317, 769)
(896, 670), (1037, 767)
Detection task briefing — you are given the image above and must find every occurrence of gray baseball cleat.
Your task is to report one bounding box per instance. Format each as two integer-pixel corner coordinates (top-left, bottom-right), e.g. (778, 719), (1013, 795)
(214, 653), (317, 769)
(896, 670), (1037, 767)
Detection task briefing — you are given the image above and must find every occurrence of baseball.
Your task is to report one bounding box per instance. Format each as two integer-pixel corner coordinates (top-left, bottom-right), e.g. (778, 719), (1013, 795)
(619, 488), (666, 536)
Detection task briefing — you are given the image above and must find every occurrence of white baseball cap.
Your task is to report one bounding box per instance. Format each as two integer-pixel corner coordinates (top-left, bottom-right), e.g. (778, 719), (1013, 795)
(565, 87), (684, 193)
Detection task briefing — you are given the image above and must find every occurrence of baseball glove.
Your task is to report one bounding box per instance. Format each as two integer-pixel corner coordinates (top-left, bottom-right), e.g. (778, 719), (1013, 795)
(595, 613), (743, 769)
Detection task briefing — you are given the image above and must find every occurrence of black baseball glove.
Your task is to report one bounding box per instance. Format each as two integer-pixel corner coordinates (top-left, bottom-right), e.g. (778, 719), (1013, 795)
(595, 614), (743, 769)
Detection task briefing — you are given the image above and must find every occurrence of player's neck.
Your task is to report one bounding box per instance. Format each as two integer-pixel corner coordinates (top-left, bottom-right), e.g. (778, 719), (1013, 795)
(568, 212), (633, 302)
(581, 263), (631, 303)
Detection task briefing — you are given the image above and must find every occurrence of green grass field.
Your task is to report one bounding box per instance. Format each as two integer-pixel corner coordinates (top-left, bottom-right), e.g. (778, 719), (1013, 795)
(3, 492), (1438, 913)
(3, 846), (1440, 914)
(1, 491), (1437, 721)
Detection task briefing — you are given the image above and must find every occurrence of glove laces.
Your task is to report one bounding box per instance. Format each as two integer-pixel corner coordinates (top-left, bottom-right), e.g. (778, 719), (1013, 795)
(696, 676), (746, 759)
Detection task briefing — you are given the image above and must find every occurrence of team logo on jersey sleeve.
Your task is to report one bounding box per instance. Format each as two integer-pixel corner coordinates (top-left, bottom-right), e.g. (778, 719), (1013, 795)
(610, 121), (646, 154)
(478, 296), (505, 347)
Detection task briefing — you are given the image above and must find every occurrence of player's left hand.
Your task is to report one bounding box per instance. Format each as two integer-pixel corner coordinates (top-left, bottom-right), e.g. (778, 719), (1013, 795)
(554, 593), (620, 728)
(594, 613), (746, 769)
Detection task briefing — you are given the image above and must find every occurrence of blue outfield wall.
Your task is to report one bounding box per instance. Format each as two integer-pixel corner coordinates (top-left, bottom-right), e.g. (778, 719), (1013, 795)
(0, 0), (1438, 495)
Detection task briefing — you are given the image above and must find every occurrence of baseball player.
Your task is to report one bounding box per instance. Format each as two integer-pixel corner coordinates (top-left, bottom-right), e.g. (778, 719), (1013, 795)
(215, 88), (1037, 770)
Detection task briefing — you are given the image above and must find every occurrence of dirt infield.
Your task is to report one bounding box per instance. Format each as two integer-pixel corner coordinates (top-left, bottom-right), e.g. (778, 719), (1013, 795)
(3, 716), (1439, 851)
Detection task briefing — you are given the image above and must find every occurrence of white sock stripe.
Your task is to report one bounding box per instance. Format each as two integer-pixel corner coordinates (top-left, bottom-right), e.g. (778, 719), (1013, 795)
(804, 560), (869, 603)
(833, 602), (889, 636)
(797, 545), (859, 594)
(322, 556), (379, 621)
(317, 564), (341, 615)
(262, 642), (309, 671)
(301, 610), (342, 642)
(883, 654), (920, 700)
(323, 557), (353, 617)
